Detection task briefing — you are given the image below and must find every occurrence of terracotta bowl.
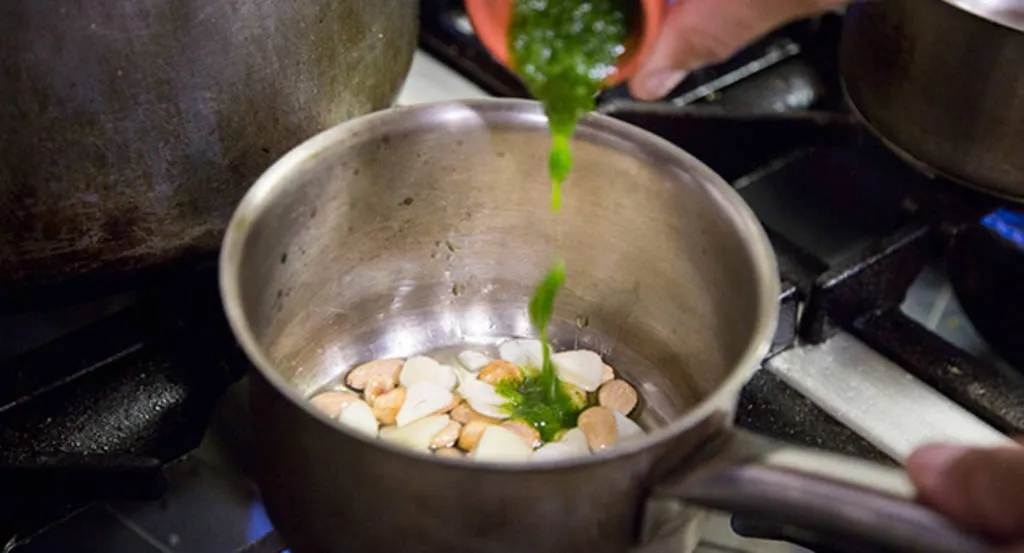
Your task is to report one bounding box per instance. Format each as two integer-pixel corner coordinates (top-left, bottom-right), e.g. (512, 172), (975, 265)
(465, 0), (666, 87)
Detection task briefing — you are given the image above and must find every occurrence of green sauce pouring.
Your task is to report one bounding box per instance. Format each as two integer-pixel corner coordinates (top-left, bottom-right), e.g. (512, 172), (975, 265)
(509, 0), (635, 210)
(497, 261), (587, 442)
(497, 0), (635, 443)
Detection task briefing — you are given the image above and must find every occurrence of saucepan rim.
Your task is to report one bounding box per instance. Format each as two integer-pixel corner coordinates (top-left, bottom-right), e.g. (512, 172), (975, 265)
(219, 98), (780, 471)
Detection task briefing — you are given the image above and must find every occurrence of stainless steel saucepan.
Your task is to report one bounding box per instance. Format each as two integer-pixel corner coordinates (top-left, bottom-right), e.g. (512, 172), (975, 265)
(220, 99), (992, 553)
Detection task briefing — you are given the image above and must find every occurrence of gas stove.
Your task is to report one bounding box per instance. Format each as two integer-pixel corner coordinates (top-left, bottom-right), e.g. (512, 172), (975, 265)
(2, 4), (1023, 553)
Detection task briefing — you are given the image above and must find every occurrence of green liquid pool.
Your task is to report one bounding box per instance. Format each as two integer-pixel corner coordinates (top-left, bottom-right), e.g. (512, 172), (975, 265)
(496, 262), (586, 441)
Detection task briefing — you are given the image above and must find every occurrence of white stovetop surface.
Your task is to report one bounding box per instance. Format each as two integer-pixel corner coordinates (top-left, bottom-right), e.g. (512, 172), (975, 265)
(396, 51), (491, 106)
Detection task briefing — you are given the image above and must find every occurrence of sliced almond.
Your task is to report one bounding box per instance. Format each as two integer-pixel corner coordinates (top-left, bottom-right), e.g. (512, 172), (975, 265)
(430, 421), (463, 449)
(434, 447), (465, 459)
(309, 391), (361, 419)
(346, 358), (403, 392)
(601, 364), (616, 383)
(478, 359), (524, 386)
(371, 387), (407, 425)
(380, 415), (450, 452)
(457, 419), (494, 451)
(399, 355), (457, 391)
(598, 379), (638, 415)
(457, 350), (492, 373)
(472, 425), (533, 463)
(552, 350), (604, 392)
(451, 402), (502, 425)
(498, 339), (544, 368)
(614, 411), (645, 444)
(364, 373), (401, 404)
(577, 406), (618, 452)
(338, 400), (379, 437)
(500, 420), (541, 449)
(396, 382), (454, 427)
(458, 378), (511, 419)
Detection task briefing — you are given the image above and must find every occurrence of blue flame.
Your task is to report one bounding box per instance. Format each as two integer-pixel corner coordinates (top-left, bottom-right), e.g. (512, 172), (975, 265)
(247, 496), (290, 552)
(981, 208), (1024, 250)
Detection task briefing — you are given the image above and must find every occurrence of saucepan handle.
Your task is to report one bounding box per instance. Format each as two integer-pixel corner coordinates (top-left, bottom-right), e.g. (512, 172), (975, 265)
(645, 429), (993, 553)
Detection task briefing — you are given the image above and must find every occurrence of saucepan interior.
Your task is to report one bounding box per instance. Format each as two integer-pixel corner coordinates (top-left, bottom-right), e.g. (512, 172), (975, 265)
(220, 99), (779, 462)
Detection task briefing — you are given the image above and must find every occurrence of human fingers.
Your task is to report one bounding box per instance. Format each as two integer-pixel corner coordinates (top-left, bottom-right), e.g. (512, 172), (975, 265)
(629, 0), (848, 100)
(907, 443), (1024, 543)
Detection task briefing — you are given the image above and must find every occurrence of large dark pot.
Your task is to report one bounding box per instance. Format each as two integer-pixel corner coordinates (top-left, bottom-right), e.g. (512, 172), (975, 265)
(840, 0), (1024, 200)
(0, 0), (417, 296)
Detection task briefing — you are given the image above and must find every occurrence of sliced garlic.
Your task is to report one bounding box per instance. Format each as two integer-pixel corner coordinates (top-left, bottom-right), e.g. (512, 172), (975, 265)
(338, 400), (379, 437)
(380, 415), (450, 452)
(457, 350), (492, 373)
(472, 425), (533, 463)
(399, 355), (457, 391)
(452, 364), (476, 388)
(436, 365), (459, 390)
(498, 339), (544, 369)
(531, 442), (584, 462)
(457, 378), (510, 419)
(500, 420), (541, 449)
(614, 411), (646, 444)
(557, 428), (590, 453)
(552, 350), (604, 392)
(396, 382), (454, 427)
(601, 363), (616, 383)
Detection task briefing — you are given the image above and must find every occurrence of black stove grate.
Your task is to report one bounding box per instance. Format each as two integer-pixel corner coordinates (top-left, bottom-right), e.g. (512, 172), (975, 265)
(0, 263), (250, 544)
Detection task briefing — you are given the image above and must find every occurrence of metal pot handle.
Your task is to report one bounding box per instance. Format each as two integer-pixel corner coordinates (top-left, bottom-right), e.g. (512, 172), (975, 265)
(644, 429), (992, 553)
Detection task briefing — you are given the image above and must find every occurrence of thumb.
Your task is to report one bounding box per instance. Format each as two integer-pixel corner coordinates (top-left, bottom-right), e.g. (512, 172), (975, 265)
(907, 443), (1024, 543)
(629, 0), (847, 100)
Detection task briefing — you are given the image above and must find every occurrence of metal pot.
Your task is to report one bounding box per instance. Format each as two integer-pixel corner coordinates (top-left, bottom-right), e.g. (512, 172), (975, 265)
(839, 0), (1024, 200)
(0, 0), (417, 296)
(220, 99), (992, 553)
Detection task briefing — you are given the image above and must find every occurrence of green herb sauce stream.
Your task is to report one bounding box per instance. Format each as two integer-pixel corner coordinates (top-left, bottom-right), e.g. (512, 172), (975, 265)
(498, 0), (635, 442)
(509, 0), (634, 211)
(497, 262), (584, 442)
